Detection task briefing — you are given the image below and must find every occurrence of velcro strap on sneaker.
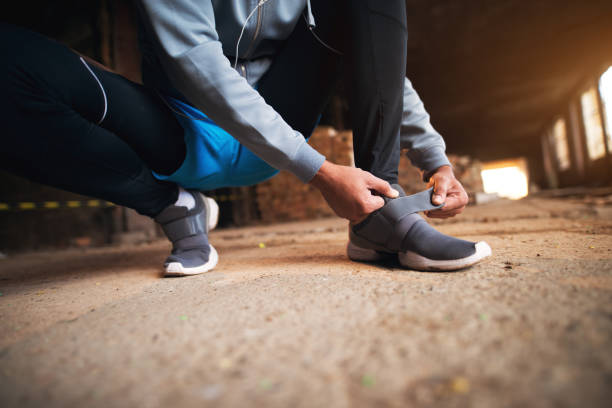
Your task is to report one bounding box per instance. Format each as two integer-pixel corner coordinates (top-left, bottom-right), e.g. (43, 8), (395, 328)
(351, 187), (444, 252)
(382, 187), (443, 222)
(160, 211), (207, 243)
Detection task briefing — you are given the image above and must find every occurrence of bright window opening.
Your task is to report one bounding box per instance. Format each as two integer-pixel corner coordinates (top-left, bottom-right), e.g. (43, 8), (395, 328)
(599, 66), (612, 152)
(552, 118), (570, 170)
(480, 158), (529, 200)
(580, 86), (606, 160)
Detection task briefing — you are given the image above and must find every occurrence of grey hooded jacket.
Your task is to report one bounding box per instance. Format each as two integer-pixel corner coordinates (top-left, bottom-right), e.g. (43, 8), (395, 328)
(135, 0), (451, 183)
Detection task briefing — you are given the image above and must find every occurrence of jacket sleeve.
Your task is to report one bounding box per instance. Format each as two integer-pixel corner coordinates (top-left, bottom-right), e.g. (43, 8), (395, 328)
(400, 77), (452, 180)
(134, 0), (325, 183)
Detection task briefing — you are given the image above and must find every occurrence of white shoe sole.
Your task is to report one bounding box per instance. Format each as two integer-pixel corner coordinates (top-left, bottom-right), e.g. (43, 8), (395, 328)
(164, 245), (219, 276)
(347, 241), (392, 262)
(202, 196), (219, 232)
(399, 241), (492, 271)
(348, 241), (492, 272)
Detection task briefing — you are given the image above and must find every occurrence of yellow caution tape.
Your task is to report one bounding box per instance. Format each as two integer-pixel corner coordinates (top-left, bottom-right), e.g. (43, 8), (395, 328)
(0, 200), (117, 211)
(0, 194), (256, 212)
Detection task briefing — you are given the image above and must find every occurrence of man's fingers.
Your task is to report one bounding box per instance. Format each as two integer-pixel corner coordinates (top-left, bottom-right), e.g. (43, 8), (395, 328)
(366, 174), (398, 198)
(432, 177), (450, 205)
(366, 194), (385, 212)
(351, 188), (385, 223)
(427, 196), (465, 214)
(437, 195), (462, 211)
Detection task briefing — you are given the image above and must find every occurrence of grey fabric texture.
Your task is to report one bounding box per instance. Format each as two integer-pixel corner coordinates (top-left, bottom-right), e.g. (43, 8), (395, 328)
(351, 185), (476, 260)
(401, 219), (475, 261)
(165, 246), (211, 268)
(382, 187), (443, 220)
(158, 211), (206, 242)
(400, 78), (452, 178)
(352, 185), (441, 251)
(154, 190), (211, 266)
(135, 0), (450, 182)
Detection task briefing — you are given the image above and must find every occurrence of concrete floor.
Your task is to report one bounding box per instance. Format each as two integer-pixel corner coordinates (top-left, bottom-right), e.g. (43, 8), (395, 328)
(0, 196), (611, 408)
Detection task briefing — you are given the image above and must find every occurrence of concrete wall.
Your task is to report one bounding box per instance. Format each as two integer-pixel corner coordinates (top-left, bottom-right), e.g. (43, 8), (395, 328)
(540, 73), (612, 189)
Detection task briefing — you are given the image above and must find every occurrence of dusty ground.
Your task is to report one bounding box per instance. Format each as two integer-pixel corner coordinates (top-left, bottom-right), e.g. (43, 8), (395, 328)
(0, 196), (611, 408)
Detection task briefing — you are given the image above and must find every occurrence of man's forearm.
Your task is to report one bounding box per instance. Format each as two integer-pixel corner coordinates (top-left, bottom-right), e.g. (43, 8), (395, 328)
(135, 0), (326, 183)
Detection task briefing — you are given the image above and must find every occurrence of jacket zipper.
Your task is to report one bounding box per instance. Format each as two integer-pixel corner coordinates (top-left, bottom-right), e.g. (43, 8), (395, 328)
(242, 1), (263, 60)
(240, 63), (247, 79)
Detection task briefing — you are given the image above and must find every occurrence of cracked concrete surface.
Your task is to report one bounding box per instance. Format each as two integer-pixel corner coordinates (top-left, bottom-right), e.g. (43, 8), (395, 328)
(0, 197), (611, 407)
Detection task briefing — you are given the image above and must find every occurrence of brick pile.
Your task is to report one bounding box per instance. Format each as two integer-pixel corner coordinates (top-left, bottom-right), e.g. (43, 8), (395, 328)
(447, 154), (485, 197)
(256, 127), (353, 222)
(255, 127), (484, 223)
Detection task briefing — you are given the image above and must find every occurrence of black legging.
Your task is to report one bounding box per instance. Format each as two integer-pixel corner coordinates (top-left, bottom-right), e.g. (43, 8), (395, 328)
(234, 0), (407, 184)
(0, 0), (407, 218)
(0, 23), (184, 216)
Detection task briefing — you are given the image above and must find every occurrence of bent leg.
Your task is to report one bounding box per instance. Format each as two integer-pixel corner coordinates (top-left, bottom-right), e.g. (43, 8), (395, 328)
(256, 1), (343, 138)
(86, 64), (187, 176)
(258, 1), (406, 185)
(344, 0), (407, 184)
(0, 23), (178, 217)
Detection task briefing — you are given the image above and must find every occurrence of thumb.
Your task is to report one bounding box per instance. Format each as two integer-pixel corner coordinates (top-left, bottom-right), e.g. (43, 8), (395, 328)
(432, 177), (449, 205)
(367, 174), (399, 198)
(366, 194), (385, 212)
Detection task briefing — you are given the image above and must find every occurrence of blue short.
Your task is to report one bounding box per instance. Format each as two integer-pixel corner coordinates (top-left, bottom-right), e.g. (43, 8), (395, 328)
(153, 97), (280, 190)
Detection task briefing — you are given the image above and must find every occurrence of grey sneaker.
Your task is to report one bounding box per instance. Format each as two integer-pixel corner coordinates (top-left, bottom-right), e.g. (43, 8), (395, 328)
(347, 185), (491, 271)
(155, 191), (219, 276)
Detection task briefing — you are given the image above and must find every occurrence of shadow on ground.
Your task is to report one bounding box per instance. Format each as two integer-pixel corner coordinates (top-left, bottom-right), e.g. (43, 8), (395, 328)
(0, 197), (611, 407)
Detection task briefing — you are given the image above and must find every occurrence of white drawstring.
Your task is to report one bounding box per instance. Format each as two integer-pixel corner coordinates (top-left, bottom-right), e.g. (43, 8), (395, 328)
(305, 0), (316, 28)
(234, 0), (271, 69)
(235, 0), (341, 69)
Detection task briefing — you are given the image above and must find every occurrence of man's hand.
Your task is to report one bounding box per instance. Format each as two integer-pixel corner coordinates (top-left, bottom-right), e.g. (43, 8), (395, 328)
(309, 161), (398, 223)
(425, 165), (468, 219)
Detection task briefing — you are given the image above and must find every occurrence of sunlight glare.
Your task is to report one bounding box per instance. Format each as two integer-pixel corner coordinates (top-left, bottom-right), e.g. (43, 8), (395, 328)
(599, 66), (612, 151)
(481, 164), (528, 200)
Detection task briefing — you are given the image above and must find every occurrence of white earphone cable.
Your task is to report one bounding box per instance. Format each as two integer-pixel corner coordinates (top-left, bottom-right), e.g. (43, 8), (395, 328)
(164, 0), (342, 121)
(79, 57), (108, 124)
(234, 0), (271, 69)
